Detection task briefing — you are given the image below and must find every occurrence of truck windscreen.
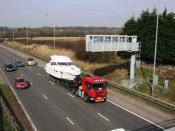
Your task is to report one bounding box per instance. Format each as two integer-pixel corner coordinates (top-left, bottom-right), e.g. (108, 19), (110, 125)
(92, 83), (107, 90)
(57, 62), (73, 66)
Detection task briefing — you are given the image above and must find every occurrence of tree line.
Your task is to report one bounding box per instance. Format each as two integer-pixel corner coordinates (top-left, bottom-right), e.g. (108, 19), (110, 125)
(0, 26), (121, 38)
(122, 9), (175, 65)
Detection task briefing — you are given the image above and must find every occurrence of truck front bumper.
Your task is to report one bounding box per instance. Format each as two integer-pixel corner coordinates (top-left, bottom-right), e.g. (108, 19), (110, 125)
(90, 97), (107, 102)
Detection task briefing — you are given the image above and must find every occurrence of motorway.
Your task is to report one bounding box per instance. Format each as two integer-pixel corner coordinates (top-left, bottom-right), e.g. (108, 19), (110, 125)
(0, 45), (162, 131)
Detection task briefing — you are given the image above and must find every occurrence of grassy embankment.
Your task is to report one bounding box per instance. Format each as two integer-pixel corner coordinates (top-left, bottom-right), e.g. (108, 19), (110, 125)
(0, 84), (15, 130)
(3, 38), (128, 83)
(0, 84), (33, 130)
(136, 67), (175, 104)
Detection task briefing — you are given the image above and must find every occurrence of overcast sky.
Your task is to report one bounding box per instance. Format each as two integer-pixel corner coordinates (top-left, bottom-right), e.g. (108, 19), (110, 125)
(0, 0), (175, 27)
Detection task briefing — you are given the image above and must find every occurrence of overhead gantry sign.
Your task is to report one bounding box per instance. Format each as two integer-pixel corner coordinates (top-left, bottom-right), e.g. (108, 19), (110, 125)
(86, 35), (141, 80)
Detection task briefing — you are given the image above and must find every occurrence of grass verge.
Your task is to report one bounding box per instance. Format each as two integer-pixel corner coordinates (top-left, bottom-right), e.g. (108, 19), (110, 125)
(136, 67), (175, 105)
(0, 84), (33, 131)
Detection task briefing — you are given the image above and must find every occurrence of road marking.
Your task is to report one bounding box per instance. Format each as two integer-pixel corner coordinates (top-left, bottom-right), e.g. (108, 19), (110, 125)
(66, 117), (74, 125)
(0, 68), (38, 131)
(107, 100), (164, 130)
(38, 64), (44, 69)
(37, 73), (41, 76)
(110, 128), (126, 131)
(42, 94), (48, 100)
(20, 73), (24, 76)
(97, 113), (110, 122)
(67, 93), (74, 97)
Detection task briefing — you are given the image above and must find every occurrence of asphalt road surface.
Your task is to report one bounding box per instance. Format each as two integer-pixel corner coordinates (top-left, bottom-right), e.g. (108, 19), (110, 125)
(0, 46), (162, 131)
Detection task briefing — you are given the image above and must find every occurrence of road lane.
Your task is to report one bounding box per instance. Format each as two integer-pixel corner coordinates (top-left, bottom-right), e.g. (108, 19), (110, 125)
(0, 46), (162, 131)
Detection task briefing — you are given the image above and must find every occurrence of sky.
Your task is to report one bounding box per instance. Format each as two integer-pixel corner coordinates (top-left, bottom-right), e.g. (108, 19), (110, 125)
(0, 0), (175, 27)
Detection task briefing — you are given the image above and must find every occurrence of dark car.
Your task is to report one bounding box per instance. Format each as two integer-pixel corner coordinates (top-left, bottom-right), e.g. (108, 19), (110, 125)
(15, 60), (25, 67)
(5, 63), (18, 72)
(14, 77), (29, 89)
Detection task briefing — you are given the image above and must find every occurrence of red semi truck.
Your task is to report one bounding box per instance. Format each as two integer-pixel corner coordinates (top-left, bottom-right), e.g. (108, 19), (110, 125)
(71, 75), (108, 102)
(49, 74), (108, 102)
(45, 55), (107, 102)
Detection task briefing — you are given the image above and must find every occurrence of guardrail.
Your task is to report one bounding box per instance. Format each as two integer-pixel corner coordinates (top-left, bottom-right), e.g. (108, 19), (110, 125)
(108, 81), (175, 112)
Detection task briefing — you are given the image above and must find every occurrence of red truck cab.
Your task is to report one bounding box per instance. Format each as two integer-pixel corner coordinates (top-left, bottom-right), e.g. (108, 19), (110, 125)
(73, 76), (107, 102)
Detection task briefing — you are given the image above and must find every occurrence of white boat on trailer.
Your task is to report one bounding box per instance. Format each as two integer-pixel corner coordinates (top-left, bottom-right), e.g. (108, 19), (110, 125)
(45, 55), (81, 81)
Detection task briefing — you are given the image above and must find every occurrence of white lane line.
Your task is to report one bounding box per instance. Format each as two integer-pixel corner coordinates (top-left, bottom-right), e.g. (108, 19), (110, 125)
(67, 93), (74, 98)
(37, 73), (41, 76)
(97, 113), (110, 122)
(0, 68), (38, 131)
(107, 100), (164, 130)
(110, 128), (126, 131)
(42, 94), (48, 100)
(20, 73), (24, 76)
(66, 117), (74, 125)
(38, 64), (44, 69)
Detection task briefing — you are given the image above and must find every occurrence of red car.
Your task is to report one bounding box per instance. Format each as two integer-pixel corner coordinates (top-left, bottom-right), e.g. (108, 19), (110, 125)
(14, 77), (29, 89)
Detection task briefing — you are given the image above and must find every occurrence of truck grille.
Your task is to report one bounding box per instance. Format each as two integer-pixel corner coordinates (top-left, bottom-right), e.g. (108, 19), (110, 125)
(96, 92), (106, 97)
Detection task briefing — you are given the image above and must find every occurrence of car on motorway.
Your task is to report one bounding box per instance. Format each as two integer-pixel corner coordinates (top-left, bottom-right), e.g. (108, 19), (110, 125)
(5, 63), (18, 72)
(15, 60), (25, 67)
(14, 77), (29, 89)
(26, 57), (37, 66)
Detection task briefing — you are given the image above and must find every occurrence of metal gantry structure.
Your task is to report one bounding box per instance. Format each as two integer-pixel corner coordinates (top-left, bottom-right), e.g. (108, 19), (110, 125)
(86, 35), (141, 80)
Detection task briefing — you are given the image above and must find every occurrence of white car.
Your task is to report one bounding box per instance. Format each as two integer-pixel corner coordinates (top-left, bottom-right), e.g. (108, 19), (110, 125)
(26, 57), (37, 66)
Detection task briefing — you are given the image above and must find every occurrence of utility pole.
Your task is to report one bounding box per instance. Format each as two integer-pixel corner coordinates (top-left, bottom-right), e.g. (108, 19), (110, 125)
(26, 25), (29, 45)
(53, 25), (56, 55)
(152, 0), (159, 96)
(4, 26), (5, 40)
(13, 27), (15, 48)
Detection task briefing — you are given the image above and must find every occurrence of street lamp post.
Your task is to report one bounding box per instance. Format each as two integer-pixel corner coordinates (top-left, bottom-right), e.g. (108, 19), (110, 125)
(4, 26), (6, 40)
(44, 13), (56, 54)
(13, 27), (15, 48)
(26, 25), (29, 45)
(53, 25), (56, 55)
(152, 0), (159, 96)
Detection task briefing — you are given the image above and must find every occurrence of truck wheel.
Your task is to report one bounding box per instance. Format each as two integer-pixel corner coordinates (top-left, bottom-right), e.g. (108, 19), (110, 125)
(83, 94), (89, 102)
(72, 88), (76, 94)
(75, 90), (79, 96)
